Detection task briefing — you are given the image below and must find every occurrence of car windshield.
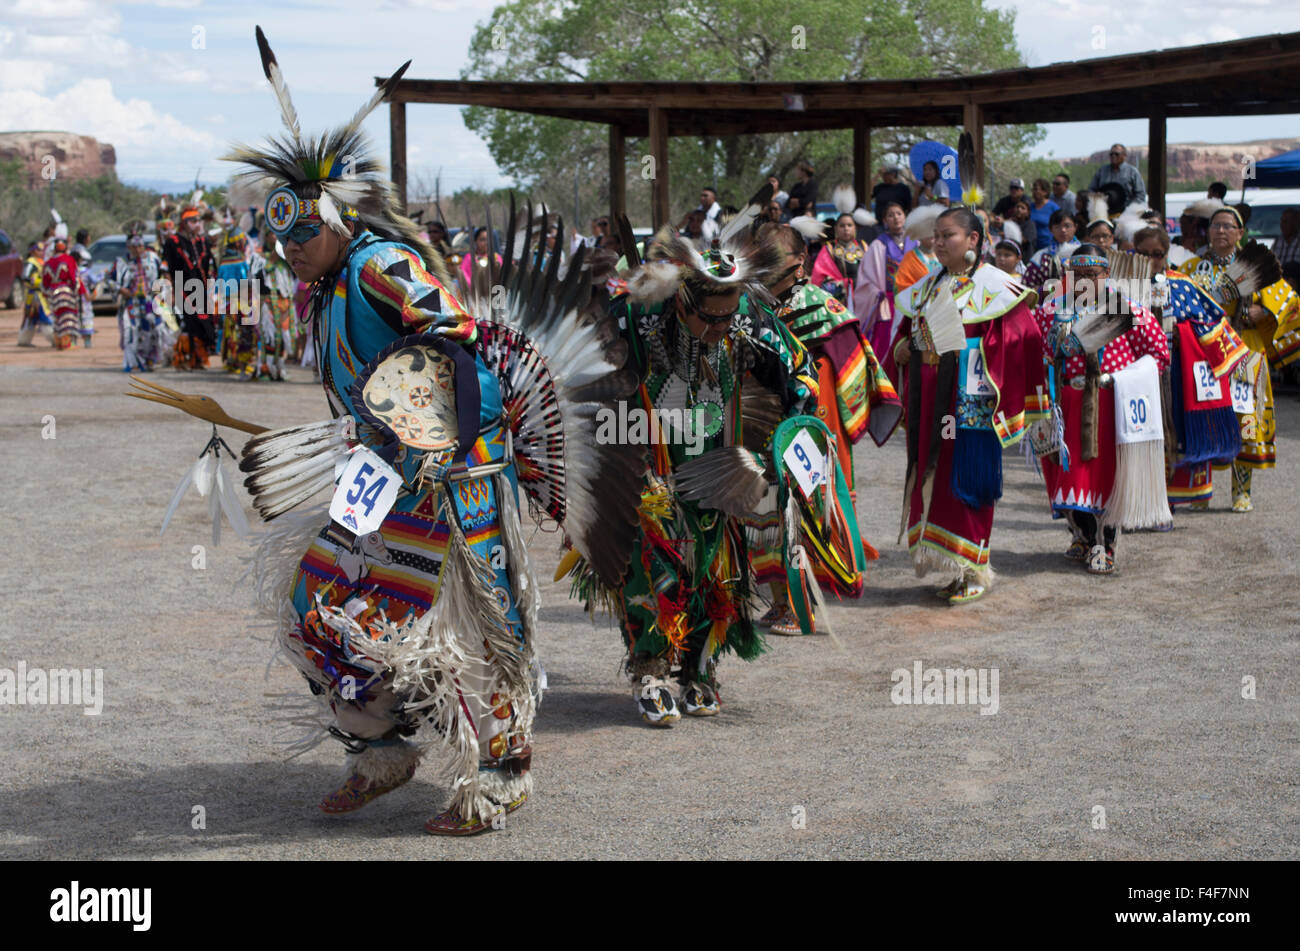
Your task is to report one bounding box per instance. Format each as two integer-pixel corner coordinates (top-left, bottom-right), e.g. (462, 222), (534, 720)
(1246, 205), (1291, 238)
(90, 240), (126, 265)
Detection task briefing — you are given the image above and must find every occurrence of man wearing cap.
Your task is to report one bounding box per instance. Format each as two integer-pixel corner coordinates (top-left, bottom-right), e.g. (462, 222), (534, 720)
(992, 178), (1026, 220)
(1088, 144), (1147, 208)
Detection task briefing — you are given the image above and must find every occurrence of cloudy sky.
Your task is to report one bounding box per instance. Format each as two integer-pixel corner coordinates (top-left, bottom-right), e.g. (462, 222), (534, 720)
(1, 0), (1298, 191)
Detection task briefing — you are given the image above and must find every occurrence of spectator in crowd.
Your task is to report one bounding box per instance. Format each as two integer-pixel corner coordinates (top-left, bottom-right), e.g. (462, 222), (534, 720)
(72, 228), (92, 265)
(786, 162), (818, 217)
(1088, 143), (1146, 206)
(870, 165), (912, 221)
(460, 225), (503, 296)
(1072, 189), (1091, 234)
(992, 178), (1026, 219)
(1133, 225), (1171, 275)
(699, 187), (722, 221)
(1021, 209), (1080, 296)
(1028, 178), (1059, 246)
(768, 175), (789, 209)
(677, 188), (722, 244)
(1046, 207), (1078, 256)
(1051, 173), (1075, 218)
(1207, 182), (1228, 201)
(1084, 215), (1115, 251)
(1274, 208), (1300, 289)
(680, 208), (707, 243)
(1010, 198), (1038, 257)
(585, 216), (610, 249)
(598, 230), (623, 258)
(913, 160), (950, 208)
(974, 208), (994, 261)
(761, 199), (784, 224)
(994, 237), (1022, 275)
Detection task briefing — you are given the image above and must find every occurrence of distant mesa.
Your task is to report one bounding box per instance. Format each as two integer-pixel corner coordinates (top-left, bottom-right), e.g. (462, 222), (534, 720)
(0, 131), (117, 188)
(1062, 137), (1300, 188)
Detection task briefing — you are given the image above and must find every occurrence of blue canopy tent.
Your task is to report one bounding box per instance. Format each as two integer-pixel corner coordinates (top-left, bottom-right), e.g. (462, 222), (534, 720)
(1254, 148), (1300, 188)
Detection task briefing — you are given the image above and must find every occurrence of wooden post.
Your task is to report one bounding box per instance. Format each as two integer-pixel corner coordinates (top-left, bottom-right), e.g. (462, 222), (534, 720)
(649, 104), (670, 231)
(853, 119), (870, 209)
(962, 101), (985, 195)
(609, 124), (626, 223)
(1148, 108), (1167, 220)
(389, 99), (407, 213)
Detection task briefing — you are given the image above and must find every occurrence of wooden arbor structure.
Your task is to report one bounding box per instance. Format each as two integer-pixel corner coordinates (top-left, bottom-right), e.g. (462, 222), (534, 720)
(383, 30), (1300, 228)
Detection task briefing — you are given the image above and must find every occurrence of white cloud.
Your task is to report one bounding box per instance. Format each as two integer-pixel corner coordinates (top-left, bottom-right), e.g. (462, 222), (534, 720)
(0, 0), (210, 87)
(0, 77), (218, 170)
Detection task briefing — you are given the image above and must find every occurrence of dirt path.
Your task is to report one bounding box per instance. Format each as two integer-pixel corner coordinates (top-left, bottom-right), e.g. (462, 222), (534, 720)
(1, 347), (1296, 859)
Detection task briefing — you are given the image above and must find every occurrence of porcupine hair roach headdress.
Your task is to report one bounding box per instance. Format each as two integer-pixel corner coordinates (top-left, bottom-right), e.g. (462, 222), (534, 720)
(625, 181), (784, 307)
(223, 26), (449, 285)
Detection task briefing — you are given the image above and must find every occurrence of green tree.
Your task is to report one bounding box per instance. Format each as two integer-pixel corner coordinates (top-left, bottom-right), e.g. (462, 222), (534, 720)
(460, 0), (1043, 225)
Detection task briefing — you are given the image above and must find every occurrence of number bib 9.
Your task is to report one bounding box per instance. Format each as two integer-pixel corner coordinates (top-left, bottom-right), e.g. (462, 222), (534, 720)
(781, 429), (827, 500)
(330, 446), (401, 535)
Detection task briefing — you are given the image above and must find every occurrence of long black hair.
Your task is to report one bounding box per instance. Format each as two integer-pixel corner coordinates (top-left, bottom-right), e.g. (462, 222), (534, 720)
(937, 205), (984, 276)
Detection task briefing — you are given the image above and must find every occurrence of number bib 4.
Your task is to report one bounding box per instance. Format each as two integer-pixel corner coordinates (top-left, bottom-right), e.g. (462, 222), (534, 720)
(960, 338), (994, 398)
(330, 446), (401, 535)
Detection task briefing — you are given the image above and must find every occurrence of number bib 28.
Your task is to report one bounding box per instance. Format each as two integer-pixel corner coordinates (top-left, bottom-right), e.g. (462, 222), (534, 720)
(330, 446), (401, 535)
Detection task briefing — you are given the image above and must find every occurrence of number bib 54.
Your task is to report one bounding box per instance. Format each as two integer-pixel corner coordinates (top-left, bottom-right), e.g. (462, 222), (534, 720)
(330, 446), (401, 535)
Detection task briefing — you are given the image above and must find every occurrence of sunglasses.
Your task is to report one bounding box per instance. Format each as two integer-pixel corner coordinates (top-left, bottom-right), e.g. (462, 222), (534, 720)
(282, 221), (322, 246)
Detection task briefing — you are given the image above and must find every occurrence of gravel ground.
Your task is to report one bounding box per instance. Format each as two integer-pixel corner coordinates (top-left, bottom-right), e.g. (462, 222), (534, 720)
(2, 323), (1297, 860)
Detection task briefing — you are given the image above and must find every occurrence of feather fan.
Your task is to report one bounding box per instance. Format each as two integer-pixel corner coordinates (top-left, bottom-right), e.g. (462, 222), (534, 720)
(471, 195), (646, 587)
(240, 416), (356, 521)
(716, 182), (774, 247)
(674, 447), (769, 518)
(1226, 241), (1281, 301)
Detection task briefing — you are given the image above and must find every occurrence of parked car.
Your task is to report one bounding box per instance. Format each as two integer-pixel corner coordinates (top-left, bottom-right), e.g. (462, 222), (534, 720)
(1165, 188), (1300, 250)
(85, 234), (156, 316)
(0, 228), (22, 309)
